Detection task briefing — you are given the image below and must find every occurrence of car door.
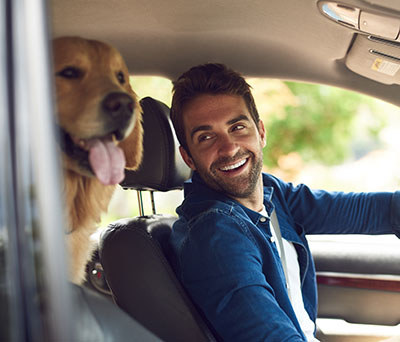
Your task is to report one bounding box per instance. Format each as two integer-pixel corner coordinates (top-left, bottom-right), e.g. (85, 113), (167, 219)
(310, 234), (400, 341)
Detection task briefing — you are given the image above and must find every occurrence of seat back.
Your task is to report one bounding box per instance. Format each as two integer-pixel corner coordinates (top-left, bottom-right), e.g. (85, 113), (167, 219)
(99, 97), (216, 342)
(120, 96), (191, 191)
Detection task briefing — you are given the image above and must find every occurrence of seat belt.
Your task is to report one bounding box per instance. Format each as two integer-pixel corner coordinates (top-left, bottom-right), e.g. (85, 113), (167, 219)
(270, 210), (292, 301)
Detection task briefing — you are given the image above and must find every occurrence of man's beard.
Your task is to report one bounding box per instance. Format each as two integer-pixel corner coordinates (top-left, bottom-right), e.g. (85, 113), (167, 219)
(194, 149), (263, 199)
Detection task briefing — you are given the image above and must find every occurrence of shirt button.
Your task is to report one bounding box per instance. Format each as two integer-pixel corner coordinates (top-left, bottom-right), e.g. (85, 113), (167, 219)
(270, 236), (276, 243)
(260, 217), (267, 223)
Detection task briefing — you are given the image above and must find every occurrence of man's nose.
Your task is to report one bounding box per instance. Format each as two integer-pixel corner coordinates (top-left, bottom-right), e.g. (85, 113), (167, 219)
(217, 134), (239, 156)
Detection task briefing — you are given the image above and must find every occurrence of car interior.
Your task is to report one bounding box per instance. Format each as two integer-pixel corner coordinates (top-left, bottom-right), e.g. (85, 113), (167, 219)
(86, 95), (400, 342)
(2, 0), (400, 341)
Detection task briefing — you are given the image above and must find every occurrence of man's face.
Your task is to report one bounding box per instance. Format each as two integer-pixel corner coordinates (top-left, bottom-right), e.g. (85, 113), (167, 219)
(180, 94), (266, 200)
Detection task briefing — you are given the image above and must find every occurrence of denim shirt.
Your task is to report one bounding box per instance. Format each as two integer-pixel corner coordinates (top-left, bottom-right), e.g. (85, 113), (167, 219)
(170, 172), (400, 342)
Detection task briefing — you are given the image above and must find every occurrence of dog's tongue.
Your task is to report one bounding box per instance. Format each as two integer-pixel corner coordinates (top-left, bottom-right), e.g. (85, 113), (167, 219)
(88, 138), (126, 185)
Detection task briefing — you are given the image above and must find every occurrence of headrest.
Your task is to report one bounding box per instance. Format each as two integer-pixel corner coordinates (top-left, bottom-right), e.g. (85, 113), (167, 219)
(121, 97), (191, 191)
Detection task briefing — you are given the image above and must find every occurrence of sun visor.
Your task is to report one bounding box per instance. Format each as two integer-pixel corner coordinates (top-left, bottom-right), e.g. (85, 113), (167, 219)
(345, 34), (400, 85)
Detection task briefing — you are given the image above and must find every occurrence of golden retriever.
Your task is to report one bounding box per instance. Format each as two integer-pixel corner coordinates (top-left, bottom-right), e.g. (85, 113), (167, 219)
(53, 36), (143, 284)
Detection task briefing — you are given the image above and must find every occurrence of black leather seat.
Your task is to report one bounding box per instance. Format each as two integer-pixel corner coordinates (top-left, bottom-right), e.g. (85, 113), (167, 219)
(99, 97), (217, 342)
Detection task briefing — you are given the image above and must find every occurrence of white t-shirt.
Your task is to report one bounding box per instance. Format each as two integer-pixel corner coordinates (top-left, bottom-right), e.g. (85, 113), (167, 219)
(260, 207), (319, 342)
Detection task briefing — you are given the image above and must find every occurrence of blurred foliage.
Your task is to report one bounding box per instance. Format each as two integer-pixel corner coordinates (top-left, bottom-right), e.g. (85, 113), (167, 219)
(248, 79), (385, 169)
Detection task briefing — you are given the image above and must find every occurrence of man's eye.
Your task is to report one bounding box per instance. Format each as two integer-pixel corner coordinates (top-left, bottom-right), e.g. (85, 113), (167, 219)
(232, 124), (245, 131)
(198, 134), (212, 142)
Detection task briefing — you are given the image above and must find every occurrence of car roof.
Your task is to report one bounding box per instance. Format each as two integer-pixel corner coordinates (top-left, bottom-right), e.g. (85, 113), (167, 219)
(51, 0), (400, 106)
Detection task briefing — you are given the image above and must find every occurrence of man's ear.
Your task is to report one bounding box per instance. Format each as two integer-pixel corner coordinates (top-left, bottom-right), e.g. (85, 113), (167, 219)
(179, 146), (197, 170)
(258, 120), (267, 148)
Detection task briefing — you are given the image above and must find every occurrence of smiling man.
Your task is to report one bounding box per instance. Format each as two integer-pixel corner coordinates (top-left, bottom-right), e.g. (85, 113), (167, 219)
(169, 63), (400, 342)
(179, 93), (265, 210)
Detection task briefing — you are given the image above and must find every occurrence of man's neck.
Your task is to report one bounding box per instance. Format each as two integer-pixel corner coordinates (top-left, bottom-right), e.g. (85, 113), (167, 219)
(230, 176), (264, 212)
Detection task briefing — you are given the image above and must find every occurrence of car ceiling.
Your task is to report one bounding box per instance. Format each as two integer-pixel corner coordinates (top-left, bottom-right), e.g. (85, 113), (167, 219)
(50, 0), (400, 106)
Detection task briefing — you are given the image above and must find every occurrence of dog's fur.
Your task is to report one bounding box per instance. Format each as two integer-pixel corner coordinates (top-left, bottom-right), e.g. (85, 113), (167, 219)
(53, 37), (143, 284)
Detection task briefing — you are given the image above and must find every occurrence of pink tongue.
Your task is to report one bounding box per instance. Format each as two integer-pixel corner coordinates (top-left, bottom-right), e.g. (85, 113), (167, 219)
(88, 139), (126, 185)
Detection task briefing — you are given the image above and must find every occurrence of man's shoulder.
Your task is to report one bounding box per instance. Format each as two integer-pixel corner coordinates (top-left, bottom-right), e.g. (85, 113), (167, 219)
(177, 195), (238, 226)
(170, 198), (251, 262)
(262, 172), (287, 187)
(180, 176), (237, 219)
(173, 183), (251, 239)
(171, 202), (257, 262)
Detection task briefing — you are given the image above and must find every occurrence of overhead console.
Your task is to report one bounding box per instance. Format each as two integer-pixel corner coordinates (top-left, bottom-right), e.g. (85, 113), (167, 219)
(346, 35), (400, 85)
(318, 1), (400, 84)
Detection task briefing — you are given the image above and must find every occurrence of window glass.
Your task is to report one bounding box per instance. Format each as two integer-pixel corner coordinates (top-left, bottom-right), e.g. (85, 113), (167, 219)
(130, 76), (172, 107)
(248, 78), (400, 193)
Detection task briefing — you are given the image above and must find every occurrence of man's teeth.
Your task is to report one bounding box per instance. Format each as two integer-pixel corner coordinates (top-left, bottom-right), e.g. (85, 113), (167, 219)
(220, 159), (246, 171)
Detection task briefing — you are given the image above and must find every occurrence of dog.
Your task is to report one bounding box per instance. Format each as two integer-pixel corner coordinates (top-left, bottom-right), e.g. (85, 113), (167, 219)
(53, 36), (143, 284)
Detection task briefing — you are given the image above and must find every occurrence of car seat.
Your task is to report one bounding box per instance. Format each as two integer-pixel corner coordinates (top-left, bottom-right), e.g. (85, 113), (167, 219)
(99, 97), (217, 342)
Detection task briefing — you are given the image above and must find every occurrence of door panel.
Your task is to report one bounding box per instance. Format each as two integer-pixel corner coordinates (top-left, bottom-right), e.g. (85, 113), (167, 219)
(310, 235), (400, 341)
(317, 280), (400, 325)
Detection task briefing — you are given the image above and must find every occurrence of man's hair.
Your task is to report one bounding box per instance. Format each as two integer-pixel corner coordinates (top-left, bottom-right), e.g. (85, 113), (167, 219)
(170, 63), (260, 153)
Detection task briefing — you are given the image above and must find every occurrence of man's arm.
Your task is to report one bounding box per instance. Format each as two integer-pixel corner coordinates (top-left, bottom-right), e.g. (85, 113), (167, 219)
(272, 176), (400, 236)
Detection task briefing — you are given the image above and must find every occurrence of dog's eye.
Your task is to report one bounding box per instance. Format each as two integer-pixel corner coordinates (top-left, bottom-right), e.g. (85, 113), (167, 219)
(116, 71), (125, 84)
(57, 67), (82, 79)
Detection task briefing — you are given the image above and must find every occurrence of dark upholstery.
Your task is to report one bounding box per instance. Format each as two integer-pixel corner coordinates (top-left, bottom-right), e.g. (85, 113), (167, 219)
(100, 216), (216, 342)
(99, 97), (216, 342)
(121, 97), (191, 191)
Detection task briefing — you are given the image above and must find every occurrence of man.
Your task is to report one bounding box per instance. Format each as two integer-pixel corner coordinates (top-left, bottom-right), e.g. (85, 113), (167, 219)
(169, 63), (400, 341)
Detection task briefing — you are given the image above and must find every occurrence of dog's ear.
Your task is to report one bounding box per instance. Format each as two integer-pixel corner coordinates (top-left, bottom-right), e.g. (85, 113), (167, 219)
(119, 99), (144, 170)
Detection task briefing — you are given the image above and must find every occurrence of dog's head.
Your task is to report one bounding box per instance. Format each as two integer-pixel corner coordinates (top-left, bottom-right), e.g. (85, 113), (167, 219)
(53, 36), (143, 185)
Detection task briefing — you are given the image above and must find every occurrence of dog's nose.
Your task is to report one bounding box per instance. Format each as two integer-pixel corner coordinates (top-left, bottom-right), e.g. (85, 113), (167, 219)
(102, 92), (134, 118)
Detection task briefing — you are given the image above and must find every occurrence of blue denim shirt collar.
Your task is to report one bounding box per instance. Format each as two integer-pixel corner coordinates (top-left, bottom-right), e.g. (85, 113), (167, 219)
(184, 171), (271, 222)
(184, 171), (304, 244)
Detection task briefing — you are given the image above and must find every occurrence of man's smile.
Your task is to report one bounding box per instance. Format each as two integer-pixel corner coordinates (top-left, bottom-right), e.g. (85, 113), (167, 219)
(218, 158), (248, 172)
